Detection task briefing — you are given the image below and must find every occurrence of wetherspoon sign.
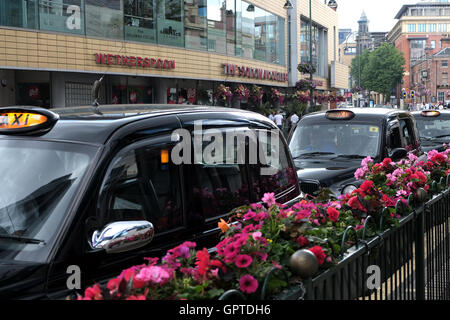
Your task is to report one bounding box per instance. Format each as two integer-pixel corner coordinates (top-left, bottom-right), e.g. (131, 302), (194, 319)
(222, 63), (287, 82)
(95, 53), (175, 70)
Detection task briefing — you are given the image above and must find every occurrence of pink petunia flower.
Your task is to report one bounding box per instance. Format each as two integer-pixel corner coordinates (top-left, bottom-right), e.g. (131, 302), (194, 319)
(239, 274), (259, 294)
(235, 254), (253, 268)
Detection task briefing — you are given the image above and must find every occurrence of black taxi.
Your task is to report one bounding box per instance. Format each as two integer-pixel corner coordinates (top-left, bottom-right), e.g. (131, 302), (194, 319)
(0, 105), (301, 299)
(412, 110), (450, 152)
(288, 108), (422, 197)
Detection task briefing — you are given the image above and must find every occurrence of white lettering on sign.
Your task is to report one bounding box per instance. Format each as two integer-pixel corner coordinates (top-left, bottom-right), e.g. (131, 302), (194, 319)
(66, 5), (81, 30)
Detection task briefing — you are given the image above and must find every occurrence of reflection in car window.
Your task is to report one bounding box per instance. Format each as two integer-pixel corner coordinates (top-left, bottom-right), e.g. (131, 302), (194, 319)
(289, 123), (381, 159)
(0, 140), (97, 262)
(100, 145), (182, 233)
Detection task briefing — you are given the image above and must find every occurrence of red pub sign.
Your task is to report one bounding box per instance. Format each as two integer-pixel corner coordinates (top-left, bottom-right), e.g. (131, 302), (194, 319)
(95, 53), (175, 70)
(222, 63), (287, 82)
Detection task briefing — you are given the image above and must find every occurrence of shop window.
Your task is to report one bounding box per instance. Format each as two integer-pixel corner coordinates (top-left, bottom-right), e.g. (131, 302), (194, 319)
(39, 0), (84, 35)
(16, 83), (50, 108)
(0, 0), (38, 29)
(184, 0), (207, 50)
(85, 0), (123, 40)
(112, 85), (153, 104)
(157, 0), (184, 47)
(207, 0), (226, 54)
(124, 0), (156, 43)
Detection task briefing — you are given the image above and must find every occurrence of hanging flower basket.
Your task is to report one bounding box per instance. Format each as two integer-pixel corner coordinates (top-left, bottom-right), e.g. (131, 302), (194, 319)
(215, 84), (233, 105)
(234, 85), (250, 101)
(292, 91), (310, 104)
(297, 62), (317, 75)
(295, 79), (317, 91)
(271, 88), (285, 106)
(250, 85), (264, 105)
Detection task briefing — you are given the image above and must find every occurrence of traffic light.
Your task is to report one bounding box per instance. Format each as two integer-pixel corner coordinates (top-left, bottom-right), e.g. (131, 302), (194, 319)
(402, 91), (407, 99)
(411, 90), (415, 100)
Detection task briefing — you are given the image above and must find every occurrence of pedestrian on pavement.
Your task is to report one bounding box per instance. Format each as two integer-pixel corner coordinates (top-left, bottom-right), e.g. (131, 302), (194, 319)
(269, 112), (275, 121)
(290, 113), (299, 127)
(273, 110), (284, 131)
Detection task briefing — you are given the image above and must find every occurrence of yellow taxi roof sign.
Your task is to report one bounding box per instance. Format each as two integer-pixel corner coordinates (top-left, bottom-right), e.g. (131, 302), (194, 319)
(0, 107), (59, 135)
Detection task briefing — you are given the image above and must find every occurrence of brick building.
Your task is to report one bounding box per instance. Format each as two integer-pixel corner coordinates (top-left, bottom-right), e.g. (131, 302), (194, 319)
(387, 2), (450, 107)
(410, 45), (450, 105)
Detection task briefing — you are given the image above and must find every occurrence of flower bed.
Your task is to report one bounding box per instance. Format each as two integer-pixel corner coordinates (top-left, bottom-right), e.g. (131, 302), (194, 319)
(77, 147), (450, 300)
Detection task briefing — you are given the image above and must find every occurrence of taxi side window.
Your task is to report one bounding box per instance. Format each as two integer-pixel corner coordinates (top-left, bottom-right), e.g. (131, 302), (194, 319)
(247, 129), (297, 200)
(399, 118), (416, 149)
(387, 124), (402, 151)
(99, 145), (182, 233)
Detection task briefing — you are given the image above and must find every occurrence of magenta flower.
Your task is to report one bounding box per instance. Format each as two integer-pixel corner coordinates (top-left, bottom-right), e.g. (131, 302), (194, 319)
(239, 274), (259, 294)
(262, 192), (276, 206)
(243, 210), (257, 221)
(235, 254), (253, 268)
(136, 266), (171, 284)
(223, 244), (239, 260)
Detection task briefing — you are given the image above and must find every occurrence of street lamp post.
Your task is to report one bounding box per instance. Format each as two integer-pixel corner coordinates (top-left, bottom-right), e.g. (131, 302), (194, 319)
(284, 1), (293, 77)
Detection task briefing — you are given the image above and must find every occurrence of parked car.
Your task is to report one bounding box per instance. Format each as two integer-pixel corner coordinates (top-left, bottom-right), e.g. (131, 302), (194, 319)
(412, 110), (450, 152)
(288, 108), (422, 197)
(0, 105), (301, 299)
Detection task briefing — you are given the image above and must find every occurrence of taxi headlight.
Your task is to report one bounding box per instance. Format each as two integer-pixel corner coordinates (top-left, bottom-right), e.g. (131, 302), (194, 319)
(342, 184), (357, 195)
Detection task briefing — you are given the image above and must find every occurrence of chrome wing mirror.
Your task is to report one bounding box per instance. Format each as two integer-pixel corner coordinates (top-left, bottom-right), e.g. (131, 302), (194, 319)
(91, 221), (154, 254)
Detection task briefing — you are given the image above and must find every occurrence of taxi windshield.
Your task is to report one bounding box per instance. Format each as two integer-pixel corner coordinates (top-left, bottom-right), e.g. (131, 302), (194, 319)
(415, 115), (450, 140)
(0, 139), (98, 263)
(289, 122), (381, 159)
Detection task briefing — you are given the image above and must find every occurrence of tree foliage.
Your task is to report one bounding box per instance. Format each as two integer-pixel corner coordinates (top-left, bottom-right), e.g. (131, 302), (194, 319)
(350, 43), (405, 101)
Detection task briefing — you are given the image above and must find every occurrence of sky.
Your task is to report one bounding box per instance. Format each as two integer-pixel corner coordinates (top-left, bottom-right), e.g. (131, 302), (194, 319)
(337, 0), (419, 32)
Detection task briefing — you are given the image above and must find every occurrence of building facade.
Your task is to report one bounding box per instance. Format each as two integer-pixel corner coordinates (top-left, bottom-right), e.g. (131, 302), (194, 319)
(387, 1), (450, 106)
(0, 0), (347, 109)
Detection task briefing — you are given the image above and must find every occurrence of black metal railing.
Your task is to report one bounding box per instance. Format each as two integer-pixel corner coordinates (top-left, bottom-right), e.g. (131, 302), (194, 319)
(302, 187), (450, 300)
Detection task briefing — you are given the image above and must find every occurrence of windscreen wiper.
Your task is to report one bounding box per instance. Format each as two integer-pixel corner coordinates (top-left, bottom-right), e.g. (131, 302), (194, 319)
(332, 154), (366, 160)
(0, 234), (46, 245)
(294, 152), (336, 159)
(434, 134), (450, 139)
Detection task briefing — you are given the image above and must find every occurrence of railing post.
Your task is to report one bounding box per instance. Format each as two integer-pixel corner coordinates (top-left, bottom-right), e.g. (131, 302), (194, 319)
(415, 207), (426, 300)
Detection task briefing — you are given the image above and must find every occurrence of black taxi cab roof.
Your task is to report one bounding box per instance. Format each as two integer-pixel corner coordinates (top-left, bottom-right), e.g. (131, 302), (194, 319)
(0, 104), (274, 145)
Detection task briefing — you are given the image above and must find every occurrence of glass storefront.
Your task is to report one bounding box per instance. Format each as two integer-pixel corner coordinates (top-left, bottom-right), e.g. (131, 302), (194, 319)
(0, 0), (38, 29)
(39, 0), (85, 35)
(0, 0), (285, 66)
(124, 0), (157, 43)
(300, 19), (322, 76)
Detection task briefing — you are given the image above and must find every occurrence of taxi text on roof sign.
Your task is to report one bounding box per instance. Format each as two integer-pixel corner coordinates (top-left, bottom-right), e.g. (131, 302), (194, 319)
(0, 112), (48, 129)
(0, 108), (59, 135)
